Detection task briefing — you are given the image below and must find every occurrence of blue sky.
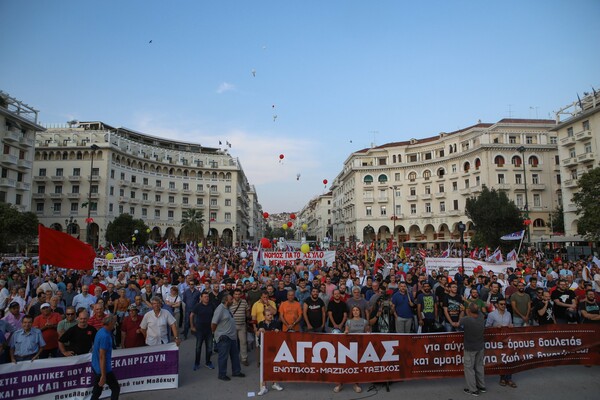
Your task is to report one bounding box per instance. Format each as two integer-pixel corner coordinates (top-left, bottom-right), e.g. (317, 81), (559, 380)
(1, 0), (599, 213)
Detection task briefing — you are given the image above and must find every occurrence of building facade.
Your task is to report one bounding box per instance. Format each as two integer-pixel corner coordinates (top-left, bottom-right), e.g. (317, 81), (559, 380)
(329, 118), (560, 248)
(33, 122), (261, 247)
(0, 91), (45, 211)
(297, 193), (333, 242)
(553, 91), (600, 237)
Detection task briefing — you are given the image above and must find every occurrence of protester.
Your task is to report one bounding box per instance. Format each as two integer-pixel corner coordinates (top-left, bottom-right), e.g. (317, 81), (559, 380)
(461, 303), (486, 396)
(334, 305), (370, 393)
(58, 309), (96, 355)
(485, 298), (516, 388)
(9, 315), (45, 362)
(140, 297), (181, 346)
(231, 288), (250, 366)
(120, 304), (145, 348)
(278, 290), (303, 332)
(211, 293), (245, 381)
(256, 309), (283, 396)
(190, 291), (216, 370)
(91, 315), (120, 400)
(32, 302), (62, 358)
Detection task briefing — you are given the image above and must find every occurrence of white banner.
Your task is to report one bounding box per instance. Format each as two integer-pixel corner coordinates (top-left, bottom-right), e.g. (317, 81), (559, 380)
(425, 257), (516, 276)
(0, 343), (178, 400)
(94, 256), (142, 271)
(253, 250), (336, 268)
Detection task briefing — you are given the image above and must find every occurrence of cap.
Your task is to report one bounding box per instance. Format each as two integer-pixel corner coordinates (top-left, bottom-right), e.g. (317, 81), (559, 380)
(40, 303), (51, 309)
(128, 304), (138, 311)
(9, 301), (19, 308)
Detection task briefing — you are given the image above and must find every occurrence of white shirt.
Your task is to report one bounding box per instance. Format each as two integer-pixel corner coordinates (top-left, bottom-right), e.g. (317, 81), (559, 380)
(140, 309), (176, 346)
(0, 287), (9, 310)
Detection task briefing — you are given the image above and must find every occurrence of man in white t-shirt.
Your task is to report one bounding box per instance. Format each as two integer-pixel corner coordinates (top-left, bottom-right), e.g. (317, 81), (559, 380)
(140, 296), (181, 346)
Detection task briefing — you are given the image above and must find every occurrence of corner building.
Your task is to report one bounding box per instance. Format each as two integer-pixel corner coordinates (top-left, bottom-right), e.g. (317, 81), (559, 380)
(330, 118), (560, 248)
(33, 122), (261, 247)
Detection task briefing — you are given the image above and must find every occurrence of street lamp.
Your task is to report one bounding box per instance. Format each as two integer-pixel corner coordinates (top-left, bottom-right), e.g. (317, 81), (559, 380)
(65, 216), (75, 235)
(207, 184), (216, 245)
(389, 186), (398, 246)
(86, 144), (99, 246)
(458, 221), (466, 273)
(365, 224), (373, 245)
(517, 146), (531, 243)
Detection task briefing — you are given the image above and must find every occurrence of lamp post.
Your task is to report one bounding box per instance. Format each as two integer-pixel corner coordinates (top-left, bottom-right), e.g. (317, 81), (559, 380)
(389, 185), (398, 247)
(458, 221), (466, 273)
(517, 146), (530, 243)
(207, 184), (216, 245)
(86, 144), (99, 246)
(365, 224), (373, 245)
(65, 216), (75, 235)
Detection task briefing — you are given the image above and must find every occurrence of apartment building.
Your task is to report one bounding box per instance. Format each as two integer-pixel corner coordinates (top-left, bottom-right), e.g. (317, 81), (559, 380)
(329, 118), (560, 248)
(0, 91), (45, 211)
(33, 122), (261, 247)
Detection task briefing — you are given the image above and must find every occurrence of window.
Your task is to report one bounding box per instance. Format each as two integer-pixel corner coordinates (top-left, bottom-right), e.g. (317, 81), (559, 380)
(55, 185), (63, 194)
(119, 205), (124, 214)
(452, 164), (457, 173)
(498, 174), (505, 184)
(585, 142), (592, 153)
(143, 178), (149, 185)
(533, 194), (541, 207)
(225, 185), (232, 193)
(378, 174), (388, 183)
(475, 176), (480, 186)
(210, 212), (217, 221)
(437, 168), (445, 178)
(529, 156), (539, 167)
(475, 158), (481, 170)
(37, 185), (45, 194)
(130, 207), (135, 215)
(533, 219), (545, 228)
(76, 152), (83, 160)
(452, 182), (458, 191)
(120, 172), (125, 180)
(183, 183), (189, 190)
(423, 170), (431, 180)
(39, 168), (46, 176)
(366, 206), (372, 216)
(378, 157), (387, 166)
(183, 197), (189, 204)
(110, 169), (115, 179)
(509, 136), (517, 144)
(582, 120), (590, 130)
(130, 191), (136, 199)
(169, 196), (175, 203)
(91, 168), (99, 176)
(197, 184), (203, 191)
(494, 155), (505, 166)
(155, 209), (161, 218)
(142, 208), (147, 217)
(512, 155), (522, 166)
(424, 152), (432, 160)
(550, 136), (557, 144)
(515, 174), (522, 184)
(439, 149), (445, 157)
(438, 184), (444, 193)
(156, 180), (162, 187)
(363, 175), (373, 184)
(425, 186), (431, 195)
(395, 204), (401, 215)
(453, 200), (459, 210)
(394, 173), (401, 181)
(380, 205), (387, 216)
(409, 155), (417, 162)
(516, 194), (523, 207)
(225, 199), (231, 206)
(567, 127), (573, 137)
(464, 179), (469, 188)
(72, 185), (79, 194)
(70, 203), (78, 212)
(119, 188), (124, 196)
(463, 162), (470, 172)
(210, 198), (217, 206)
(155, 194), (161, 202)
(131, 175), (136, 183)
(532, 174), (539, 184)
(410, 204), (417, 214)
(554, 155), (559, 165)
(526, 136), (533, 144)
(425, 203), (431, 213)
(109, 204), (113, 213)
(569, 148), (576, 158)
(142, 193), (148, 200)
(196, 198), (203, 205)
(169, 182), (175, 189)
(210, 185), (217, 193)
(53, 203), (61, 212)
(91, 185), (98, 194)
(56, 168), (63, 177)
(410, 187), (416, 196)
(36, 203), (44, 212)
(408, 172), (417, 182)
(73, 168), (80, 176)
(556, 174), (561, 184)
(440, 202), (446, 212)
(570, 169), (577, 179)
(224, 212), (232, 222)
(15, 194), (22, 205)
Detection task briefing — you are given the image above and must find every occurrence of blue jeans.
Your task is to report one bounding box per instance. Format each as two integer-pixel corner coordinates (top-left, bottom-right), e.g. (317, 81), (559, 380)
(194, 329), (213, 366)
(217, 336), (241, 379)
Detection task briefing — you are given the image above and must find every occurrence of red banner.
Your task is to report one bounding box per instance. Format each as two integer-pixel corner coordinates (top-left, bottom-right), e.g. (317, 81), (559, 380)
(261, 325), (600, 383)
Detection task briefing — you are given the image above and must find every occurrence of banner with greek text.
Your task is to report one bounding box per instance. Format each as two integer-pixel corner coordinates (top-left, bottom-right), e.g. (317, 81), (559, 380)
(252, 251), (335, 268)
(93, 255), (142, 271)
(0, 344), (178, 400)
(425, 257), (516, 276)
(261, 325), (600, 384)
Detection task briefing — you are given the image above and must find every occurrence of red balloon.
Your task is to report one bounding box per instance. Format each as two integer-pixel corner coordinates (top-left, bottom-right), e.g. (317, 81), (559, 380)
(290, 213), (296, 220)
(279, 154), (284, 160)
(260, 238), (272, 248)
(85, 217), (94, 224)
(323, 179), (328, 185)
(273, 239), (278, 244)
(263, 212), (269, 219)
(287, 221), (293, 228)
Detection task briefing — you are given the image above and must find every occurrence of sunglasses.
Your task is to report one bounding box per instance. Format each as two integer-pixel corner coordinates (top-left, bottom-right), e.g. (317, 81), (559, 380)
(498, 303), (506, 306)
(66, 313), (75, 316)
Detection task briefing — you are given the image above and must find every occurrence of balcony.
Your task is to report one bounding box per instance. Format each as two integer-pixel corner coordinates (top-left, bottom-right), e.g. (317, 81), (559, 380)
(67, 192), (81, 199)
(89, 193), (100, 199)
(118, 196), (129, 203)
(470, 185), (482, 194)
(377, 196), (388, 203)
(16, 182), (30, 191)
(575, 130), (592, 141)
(563, 179), (578, 188)
(182, 203), (192, 209)
(33, 175), (48, 181)
(420, 193), (432, 200)
(495, 184), (511, 191)
(19, 137), (35, 147)
(50, 175), (65, 181)
(0, 177), (16, 188)
(32, 193), (45, 199)
(155, 186), (164, 192)
(142, 200), (152, 206)
(167, 187), (178, 193)
(49, 193), (63, 199)
(363, 197), (374, 204)
(460, 188), (471, 195)
(560, 136), (576, 145)
(530, 183), (546, 191)
(406, 195), (418, 201)
(514, 183), (525, 191)
(562, 157), (578, 167)
(130, 198), (140, 205)
(118, 180), (129, 187)
(182, 188), (192, 194)
(142, 185), (153, 191)
(448, 210), (462, 216)
(195, 189), (205, 195)
(167, 202), (177, 208)
(577, 152), (595, 163)
(421, 212), (433, 218)
(3, 129), (21, 142)
(17, 159), (32, 169)
(68, 175), (81, 182)
(131, 182), (142, 189)
(155, 202), (165, 207)
(0, 154), (18, 165)
(434, 192), (446, 198)
(88, 175), (101, 181)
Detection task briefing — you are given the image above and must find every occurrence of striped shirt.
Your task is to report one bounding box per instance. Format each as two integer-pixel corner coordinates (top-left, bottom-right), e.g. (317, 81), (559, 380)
(231, 299), (248, 327)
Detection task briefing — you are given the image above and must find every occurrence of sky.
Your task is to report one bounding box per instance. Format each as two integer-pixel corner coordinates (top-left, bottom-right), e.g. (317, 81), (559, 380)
(1, 0), (599, 213)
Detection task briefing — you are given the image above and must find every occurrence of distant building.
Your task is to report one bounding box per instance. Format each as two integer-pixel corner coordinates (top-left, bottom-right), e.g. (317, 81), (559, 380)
(33, 122), (261, 247)
(552, 90), (600, 237)
(328, 118), (559, 248)
(297, 193), (333, 242)
(0, 91), (45, 211)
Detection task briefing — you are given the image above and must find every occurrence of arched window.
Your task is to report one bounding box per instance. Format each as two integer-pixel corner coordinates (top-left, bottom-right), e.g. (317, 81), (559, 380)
(475, 158), (481, 169)
(392, 155), (396, 163)
(437, 168), (445, 178)
(494, 155), (505, 167)
(463, 162), (470, 172)
(533, 218), (545, 228)
(378, 174), (388, 183)
(423, 170), (431, 180)
(363, 175), (373, 184)
(529, 155), (539, 167)
(408, 172), (417, 182)
(511, 155), (522, 166)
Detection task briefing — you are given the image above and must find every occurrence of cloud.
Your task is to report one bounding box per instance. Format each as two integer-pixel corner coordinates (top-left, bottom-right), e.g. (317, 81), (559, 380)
(216, 82), (235, 94)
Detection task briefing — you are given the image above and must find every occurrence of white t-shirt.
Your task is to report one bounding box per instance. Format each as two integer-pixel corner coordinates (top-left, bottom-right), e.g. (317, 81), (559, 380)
(140, 309), (176, 345)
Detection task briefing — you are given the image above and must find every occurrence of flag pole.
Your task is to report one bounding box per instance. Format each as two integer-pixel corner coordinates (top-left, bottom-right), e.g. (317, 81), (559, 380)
(516, 233), (525, 257)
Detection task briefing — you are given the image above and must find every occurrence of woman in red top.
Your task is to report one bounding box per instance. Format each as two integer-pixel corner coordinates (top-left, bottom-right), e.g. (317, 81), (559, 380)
(120, 305), (145, 348)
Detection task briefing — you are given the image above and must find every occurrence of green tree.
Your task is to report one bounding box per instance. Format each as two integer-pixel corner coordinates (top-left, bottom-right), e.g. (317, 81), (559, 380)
(105, 214), (149, 247)
(572, 167), (600, 241)
(465, 185), (524, 248)
(180, 208), (205, 242)
(549, 205), (565, 234)
(0, 203), (39, 252)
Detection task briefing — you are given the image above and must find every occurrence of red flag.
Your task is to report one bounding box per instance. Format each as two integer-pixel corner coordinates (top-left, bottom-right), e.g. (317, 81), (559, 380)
(385, 238), (393, 252)
(38, 225), (96, 270)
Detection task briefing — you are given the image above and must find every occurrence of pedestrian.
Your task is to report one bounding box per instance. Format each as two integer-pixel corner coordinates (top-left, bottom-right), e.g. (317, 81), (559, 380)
(460, 302), (486, 397)
(334, 306), (370, 393)
(140, 296), (181, 346)
(190, 291), (216, 370)
(9, 315), (45, 363)
(256, 310), (283, 396)
(91, 315), (120, 400)
(58, 309), (96, 356)
(211, 293), (245, 381)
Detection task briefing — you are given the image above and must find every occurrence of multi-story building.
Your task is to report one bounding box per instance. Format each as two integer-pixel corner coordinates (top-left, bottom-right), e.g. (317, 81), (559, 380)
(33, 122), (261, 247)
(297, 193), (333, 242)
(553, 91), (600, 237)
(0, 91), (45, 211)
(329, 118), (559, 248)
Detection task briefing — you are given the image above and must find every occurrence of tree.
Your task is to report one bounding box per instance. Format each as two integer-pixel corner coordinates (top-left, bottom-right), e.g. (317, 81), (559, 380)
(180, 208), (205, 243)
(572, 167), (600, 241)
(549, 205), (565, 234)
(465, 185), (524, 248)
(105, 214), (149, 246)
(0, 203), (39, 253)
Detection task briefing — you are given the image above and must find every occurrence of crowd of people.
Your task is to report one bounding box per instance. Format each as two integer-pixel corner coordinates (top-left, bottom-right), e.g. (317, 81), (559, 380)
(0, 244), (599, 397)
